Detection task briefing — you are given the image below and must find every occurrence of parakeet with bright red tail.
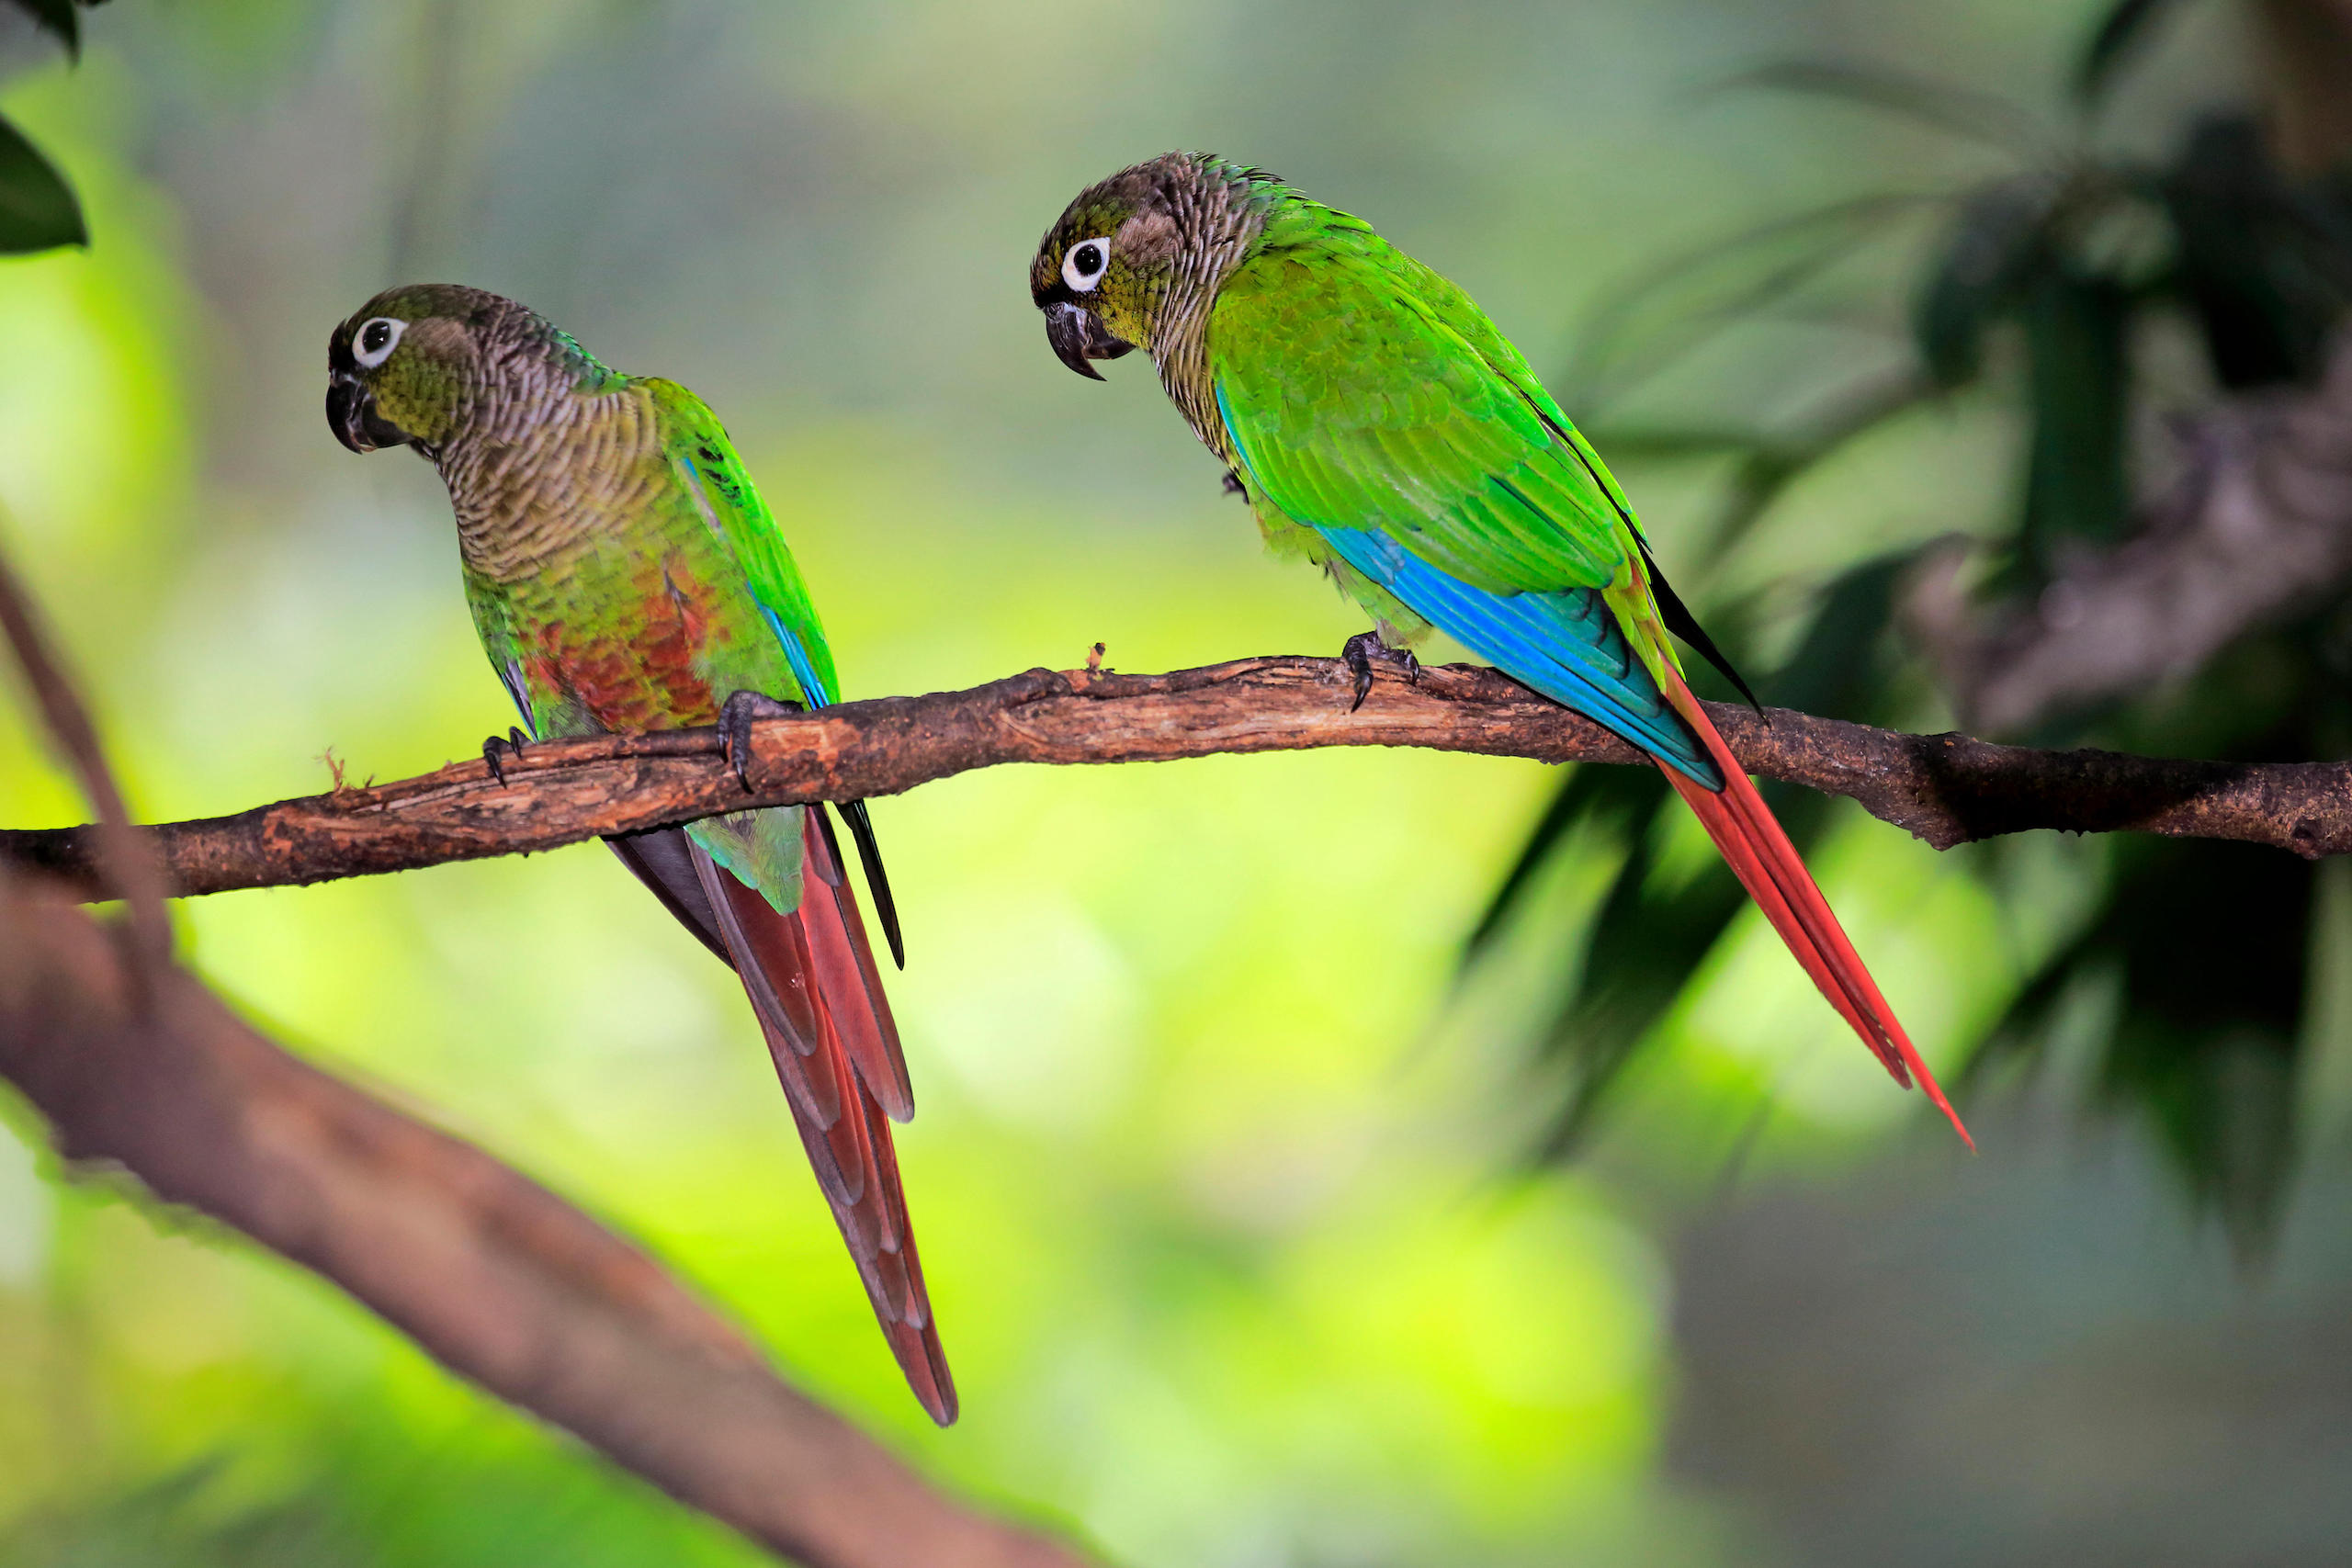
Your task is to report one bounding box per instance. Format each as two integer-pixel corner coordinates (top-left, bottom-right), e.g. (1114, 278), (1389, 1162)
(328, 285), (957, 1420)
(1031, 154), (1969, 1145)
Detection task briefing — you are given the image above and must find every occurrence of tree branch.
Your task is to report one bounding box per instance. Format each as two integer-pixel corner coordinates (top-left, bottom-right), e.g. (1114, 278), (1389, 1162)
(5, 655), (2349, 894)
(1907, 331), (2352, 734)
(0, 877), (1092, 1568)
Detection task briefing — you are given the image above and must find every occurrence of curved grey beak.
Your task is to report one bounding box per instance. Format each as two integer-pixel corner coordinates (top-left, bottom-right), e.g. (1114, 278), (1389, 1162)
(326, 371), (412, 454)
(1043, 301), (1134, 381)
(326, 372), (375, 452)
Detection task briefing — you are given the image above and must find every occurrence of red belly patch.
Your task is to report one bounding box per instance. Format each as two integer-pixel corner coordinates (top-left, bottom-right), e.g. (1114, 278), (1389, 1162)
(532, 559), (727, 731)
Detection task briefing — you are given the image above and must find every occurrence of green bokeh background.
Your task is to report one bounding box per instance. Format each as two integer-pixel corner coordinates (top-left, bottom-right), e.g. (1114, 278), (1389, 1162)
(5, 3), (2350, 1564)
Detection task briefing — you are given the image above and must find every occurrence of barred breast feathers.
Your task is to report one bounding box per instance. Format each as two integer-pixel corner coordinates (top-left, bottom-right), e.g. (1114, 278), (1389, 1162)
(439, 367), (662, 584)
(1148, 156), (1288, 463)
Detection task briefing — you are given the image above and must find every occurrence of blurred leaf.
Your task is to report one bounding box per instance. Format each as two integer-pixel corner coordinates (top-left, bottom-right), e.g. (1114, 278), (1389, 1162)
(1577, 372), (1936, 573)
(0, 112), (85, 254)
(1464, 748), (1634, 961)
(8, 0), (77, 56)
(1473, 557), (1922, 1156)
(2165, 114), (2352, 388)
(1723, 61), (2047, 156)
(1533, 764), (1731, 1156)
(2074, 0), (2194, 107)
(1914, 175), (2065, 387)
(0, 1458), (361, 1568)
(4, 0), (104, 59)
(1566, 191), (1940, 414)
(2016, 267), (2132, 578)
(1979, 836), (2310, 1259)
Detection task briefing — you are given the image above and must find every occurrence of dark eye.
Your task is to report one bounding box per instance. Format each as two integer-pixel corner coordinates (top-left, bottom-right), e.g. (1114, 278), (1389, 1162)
(353, 316), (406, 368)
(1062, 238), (1112, 293)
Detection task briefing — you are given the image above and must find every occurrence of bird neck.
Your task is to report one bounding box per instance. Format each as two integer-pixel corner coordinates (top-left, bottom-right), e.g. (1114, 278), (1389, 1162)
(1150, 173), (1285, 457)
(435, 377), (660, 584)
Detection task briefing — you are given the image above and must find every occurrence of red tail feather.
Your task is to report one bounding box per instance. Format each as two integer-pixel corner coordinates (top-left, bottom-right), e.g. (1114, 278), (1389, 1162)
(1658, 671), (1973, 1149)
(688, 815), (957, 1424)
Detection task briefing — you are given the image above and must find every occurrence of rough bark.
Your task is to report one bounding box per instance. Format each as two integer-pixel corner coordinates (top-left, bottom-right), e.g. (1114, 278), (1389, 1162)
(6, 655), (2350, 904)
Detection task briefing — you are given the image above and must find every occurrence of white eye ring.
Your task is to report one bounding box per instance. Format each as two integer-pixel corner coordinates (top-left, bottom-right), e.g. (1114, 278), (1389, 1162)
(353, 316), (406, 368)
(1062, 237), (1113, 294)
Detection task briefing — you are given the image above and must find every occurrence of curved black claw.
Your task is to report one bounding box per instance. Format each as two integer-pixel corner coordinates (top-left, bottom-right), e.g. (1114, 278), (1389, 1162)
(1340, 630), (1420, 713)
(482, 728), (528, 786)
(719, 690), (805, 791)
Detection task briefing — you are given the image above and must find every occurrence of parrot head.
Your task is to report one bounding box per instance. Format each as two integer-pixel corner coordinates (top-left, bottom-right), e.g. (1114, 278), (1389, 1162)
(328, 284), (607, 457)
(1031, 152), (1283, 379)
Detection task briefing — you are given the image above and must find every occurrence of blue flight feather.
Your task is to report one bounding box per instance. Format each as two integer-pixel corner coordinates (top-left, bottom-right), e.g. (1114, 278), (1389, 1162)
(1316, 525), (1722, 788)
(761, 605), (832, 709)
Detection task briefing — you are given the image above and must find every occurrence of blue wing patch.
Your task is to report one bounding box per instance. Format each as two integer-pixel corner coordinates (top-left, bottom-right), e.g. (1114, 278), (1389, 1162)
(1316, 525), (1721, 787)
(759, 605), (832, 709)
(1209, 380), (1719, 786)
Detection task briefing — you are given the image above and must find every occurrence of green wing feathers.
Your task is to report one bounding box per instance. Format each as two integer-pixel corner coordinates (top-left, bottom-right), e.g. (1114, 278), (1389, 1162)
(644, 378), (842, 707)
(1211, 235), (1646, 605)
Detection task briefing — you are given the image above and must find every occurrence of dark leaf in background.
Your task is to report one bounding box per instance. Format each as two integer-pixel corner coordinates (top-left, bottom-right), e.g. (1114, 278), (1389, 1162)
(1473, 557), (1921, 1156)
(1496, 762), (1696, 1157)
(2018, 267), (2132, 571)
(1582, 372), (1938, 564)
(1913, 175), (2062, 387)
(2164, 114), (2352, 389)
(1724, 60), (2046, 156)
(2073, 0), (2196, 107)
(0, 0), (101, 255)
(0, 113), (85, 254)
(1564, 192), (1939, 416)
(4, 0), (100, 59)
(1975, 835), (2310, 1259)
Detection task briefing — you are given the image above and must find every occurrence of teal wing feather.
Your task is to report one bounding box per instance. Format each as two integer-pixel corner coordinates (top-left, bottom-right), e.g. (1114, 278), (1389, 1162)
(1208, 237), (1717, 784)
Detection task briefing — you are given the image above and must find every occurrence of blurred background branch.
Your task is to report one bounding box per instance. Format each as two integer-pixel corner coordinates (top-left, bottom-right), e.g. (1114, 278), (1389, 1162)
(0, 884), (1092, 1568)
(1907, 329), (2352, 731)
(10, 659), (2352, 905)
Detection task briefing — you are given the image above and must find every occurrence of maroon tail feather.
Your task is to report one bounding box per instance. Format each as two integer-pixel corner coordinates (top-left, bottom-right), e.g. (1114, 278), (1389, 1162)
(687, 813), (956, 1424)
(1659, 669), (1973, 1149)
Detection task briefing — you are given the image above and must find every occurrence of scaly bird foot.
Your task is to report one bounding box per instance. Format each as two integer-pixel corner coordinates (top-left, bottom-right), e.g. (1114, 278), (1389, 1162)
(481, 727), (528, 785)
(719, 690), (805, 791)
(1340, 630), (1420, 713)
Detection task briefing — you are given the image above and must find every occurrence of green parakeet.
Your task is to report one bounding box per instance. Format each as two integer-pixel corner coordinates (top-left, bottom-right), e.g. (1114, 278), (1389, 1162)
(327, 285), (956, 1421)
(1031, 153), (1968, 1145)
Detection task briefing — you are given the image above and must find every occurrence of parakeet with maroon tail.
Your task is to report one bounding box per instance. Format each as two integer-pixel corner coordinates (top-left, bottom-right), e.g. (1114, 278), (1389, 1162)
(1031, 154), (1970, 1145)
(327, 285), (957, 1420)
